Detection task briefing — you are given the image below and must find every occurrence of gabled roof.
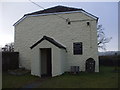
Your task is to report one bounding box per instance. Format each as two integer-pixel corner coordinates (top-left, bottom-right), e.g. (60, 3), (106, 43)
(30, 36), (66, 50)
(13, 5), (98, 26)
(24, 5), (82, 16)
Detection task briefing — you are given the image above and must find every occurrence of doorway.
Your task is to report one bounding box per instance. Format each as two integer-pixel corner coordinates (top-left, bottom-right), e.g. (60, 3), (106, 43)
(40, 48), (52, 77)
(85, 58), (95, 72)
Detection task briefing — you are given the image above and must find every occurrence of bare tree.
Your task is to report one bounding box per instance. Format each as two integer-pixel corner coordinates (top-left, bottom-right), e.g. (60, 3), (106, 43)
(2, 42), (14, 52)
(97, 25), (112, 50)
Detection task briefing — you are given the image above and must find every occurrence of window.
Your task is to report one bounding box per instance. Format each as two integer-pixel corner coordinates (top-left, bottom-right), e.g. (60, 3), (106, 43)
(73, 42), (83, 55)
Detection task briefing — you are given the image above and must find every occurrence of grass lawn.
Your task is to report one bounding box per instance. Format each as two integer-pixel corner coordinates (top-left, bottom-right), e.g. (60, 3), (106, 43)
(38, 66), (119, 88)
(2, 66), (119, 88)
(2, 73), (40, 88)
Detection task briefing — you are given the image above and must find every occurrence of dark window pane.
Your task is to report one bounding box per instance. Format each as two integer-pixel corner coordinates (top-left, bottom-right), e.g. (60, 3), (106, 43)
(73, 42), (82, 55)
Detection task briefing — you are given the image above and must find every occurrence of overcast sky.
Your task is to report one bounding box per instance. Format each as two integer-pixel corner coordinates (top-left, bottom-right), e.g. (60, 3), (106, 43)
(0, 1), (118, 51)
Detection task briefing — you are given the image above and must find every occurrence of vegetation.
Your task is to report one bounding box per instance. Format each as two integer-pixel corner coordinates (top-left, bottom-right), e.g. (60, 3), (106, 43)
(2, 73), (40, 88)
(97, 24), (112, 50)
(1, 42), (14, 52)
(38, 66), (119, 88)
(2, 66), (119, 88)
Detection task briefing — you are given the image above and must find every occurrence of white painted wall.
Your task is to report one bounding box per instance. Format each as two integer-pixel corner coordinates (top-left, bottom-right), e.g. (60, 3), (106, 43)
(31, 40), (66, 77)
(14, 12), (99, 74)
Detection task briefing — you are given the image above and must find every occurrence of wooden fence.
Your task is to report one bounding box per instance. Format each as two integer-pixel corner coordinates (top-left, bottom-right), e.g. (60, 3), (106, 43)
(2, 52), (19, 71)
(99, 55), (120, 66)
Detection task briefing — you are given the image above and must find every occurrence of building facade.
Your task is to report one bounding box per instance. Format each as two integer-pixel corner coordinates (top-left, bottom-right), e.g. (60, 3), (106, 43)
(14, 6), (99, 77)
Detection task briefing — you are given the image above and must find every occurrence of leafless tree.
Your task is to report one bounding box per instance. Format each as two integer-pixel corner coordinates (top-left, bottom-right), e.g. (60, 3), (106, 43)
(97, 25), (112, 50)
(2, 42), (14, 52)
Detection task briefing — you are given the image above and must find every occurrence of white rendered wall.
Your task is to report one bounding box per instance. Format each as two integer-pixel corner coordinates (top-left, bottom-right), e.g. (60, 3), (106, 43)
(31, 40), (66, 77)
(14, 12), (99, 72)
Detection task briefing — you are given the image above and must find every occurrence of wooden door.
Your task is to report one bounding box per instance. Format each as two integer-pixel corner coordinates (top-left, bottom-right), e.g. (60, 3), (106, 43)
(86, 58), (95, 72)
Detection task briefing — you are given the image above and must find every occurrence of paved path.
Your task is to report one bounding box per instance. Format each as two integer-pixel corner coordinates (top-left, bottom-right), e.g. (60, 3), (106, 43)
(21, 77), (49, 89)
(22, 81), (41, 88)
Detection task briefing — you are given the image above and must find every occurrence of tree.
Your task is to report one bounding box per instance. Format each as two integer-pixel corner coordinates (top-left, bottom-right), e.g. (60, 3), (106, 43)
(2, 42), (14, 52)
(97, 24), (112, 50)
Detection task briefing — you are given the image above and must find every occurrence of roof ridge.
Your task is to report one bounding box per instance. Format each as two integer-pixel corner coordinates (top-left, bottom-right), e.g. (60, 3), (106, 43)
(24, 5), (83, 16)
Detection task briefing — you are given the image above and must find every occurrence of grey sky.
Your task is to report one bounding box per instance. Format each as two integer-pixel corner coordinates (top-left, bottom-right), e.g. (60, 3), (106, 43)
(0, 2), (118, 51)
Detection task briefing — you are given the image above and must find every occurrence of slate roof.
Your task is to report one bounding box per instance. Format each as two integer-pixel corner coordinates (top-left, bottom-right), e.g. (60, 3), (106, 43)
(24, 5), (83, 16)
(30, 36), (66, 50)
(13, 5), (98, 26)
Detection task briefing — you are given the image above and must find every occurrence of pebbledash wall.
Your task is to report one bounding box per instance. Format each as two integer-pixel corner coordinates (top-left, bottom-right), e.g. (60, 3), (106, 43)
(14, 11), (99, 76)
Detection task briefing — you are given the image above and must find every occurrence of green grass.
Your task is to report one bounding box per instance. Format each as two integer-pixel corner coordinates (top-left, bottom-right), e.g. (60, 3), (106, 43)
(38, 66), (119, 88)
(2, 73), (40, 88)
(2, 66), (119, 88)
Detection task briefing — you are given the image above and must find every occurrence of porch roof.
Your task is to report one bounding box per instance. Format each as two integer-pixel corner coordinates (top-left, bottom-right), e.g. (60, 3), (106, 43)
(30, 36), (66, 50)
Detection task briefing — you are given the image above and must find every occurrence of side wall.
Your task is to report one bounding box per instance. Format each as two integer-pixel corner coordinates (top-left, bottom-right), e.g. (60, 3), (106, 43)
(60, 49), (67, 73)
(14, 12), (99, 72)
